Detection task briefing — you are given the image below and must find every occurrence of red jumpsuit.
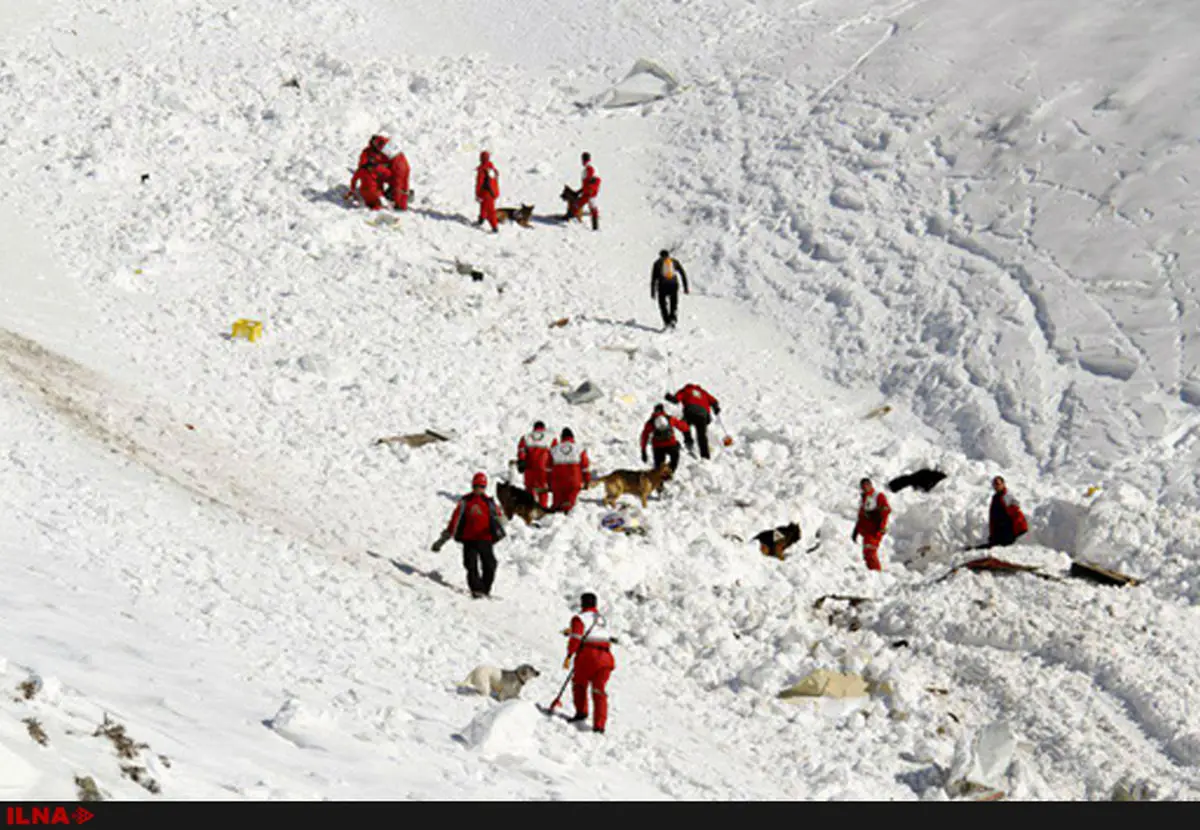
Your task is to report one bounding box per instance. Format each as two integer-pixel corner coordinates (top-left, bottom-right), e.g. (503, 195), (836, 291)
(517, 428), (554, 508)
(549, 437), (590, 513)
(349, 136), (409, 211)
(567, 607), (615, 731)
(476, 154), (499, 230)
(388, 152), (410, 210)
(349, 140), (392, 210)
(853, 487), (890, 571)
(570, 161), (600, 227)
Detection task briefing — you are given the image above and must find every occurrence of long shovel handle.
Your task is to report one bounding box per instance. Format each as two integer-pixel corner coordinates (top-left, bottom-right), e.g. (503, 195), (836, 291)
(547, 614), (601, 710)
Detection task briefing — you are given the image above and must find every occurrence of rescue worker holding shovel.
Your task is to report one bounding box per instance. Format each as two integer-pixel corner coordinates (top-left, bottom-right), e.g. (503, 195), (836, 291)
(561, 592), (614, 734)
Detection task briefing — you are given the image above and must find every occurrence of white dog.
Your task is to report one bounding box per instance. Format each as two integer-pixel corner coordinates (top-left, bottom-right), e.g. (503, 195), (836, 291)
(459, 664), (540, 701)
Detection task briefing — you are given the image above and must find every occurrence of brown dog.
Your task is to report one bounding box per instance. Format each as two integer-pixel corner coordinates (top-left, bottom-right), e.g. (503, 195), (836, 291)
(495, 204), (534, 227)
(496, 480), (548, 524)
(590, 464), (674, 508)
(753, 522), (801, 560)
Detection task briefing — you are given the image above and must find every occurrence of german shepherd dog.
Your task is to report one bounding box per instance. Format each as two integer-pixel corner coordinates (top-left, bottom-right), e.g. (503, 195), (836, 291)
(560, 185), (582, 219)
(495, 204), (534, 227)
(496, 480), (548, 524)
(753, 522), (802, 560)
(590, 463), (674, 508)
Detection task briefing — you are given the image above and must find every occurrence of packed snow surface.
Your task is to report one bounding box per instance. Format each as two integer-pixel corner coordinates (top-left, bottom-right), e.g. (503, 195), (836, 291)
(2, 0), (1199, 801)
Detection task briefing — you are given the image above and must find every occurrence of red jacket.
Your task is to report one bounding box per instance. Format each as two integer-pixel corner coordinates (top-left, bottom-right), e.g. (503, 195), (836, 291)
(390, 153), (410, 193)
(854, 489), (890, 538)
(517, 429), (553, 475)
(349, 147), (390, 192)
(566, 607), (612, 658)
(640, 412), (690, 450)
(670, 384), (719, 415)
(476, 161), (499, 200)
(445, 492), (505, 543)
(550, 437), (590, 489)
(989, 490), (1028, 542)
(581, 163), (600, 199)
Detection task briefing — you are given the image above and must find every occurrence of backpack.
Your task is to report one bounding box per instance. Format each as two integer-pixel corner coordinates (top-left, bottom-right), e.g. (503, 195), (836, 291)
(662, 258), (675, 282)
(653, 414), (672, 439)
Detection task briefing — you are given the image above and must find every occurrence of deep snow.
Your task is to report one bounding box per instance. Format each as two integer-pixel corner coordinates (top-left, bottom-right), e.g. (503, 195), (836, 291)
(2, 0), (1199, 801)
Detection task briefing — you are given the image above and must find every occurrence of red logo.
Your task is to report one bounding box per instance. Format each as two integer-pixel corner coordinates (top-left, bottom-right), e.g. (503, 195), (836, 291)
(4, 806), (93, 825)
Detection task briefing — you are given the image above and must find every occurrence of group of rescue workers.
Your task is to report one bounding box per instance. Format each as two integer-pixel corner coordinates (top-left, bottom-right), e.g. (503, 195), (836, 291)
(345, 136), (600, 232)
(347, 134), (1030, 736)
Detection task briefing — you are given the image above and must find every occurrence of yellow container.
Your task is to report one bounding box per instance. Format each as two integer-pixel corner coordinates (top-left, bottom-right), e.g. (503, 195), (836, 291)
(231, 319), (263, 342)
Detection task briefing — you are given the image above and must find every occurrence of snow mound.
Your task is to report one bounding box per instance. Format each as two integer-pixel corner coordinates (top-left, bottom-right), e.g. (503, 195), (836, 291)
(265, 698), (342, 751)
(459, 700), (541, 758)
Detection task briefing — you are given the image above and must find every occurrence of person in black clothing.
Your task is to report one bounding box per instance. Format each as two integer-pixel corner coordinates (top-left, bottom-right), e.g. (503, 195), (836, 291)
(650, 250), (689, 329)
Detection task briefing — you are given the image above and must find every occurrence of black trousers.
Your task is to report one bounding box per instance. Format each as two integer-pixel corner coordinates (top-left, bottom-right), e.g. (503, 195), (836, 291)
(657, 287), (679, 328)
(461, 541), (496, 595)
(652, 443), (682, 472)
(683, 404), (711, 459)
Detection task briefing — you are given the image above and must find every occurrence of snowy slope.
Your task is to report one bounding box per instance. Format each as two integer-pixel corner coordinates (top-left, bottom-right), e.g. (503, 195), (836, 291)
(2, 0), (1199, 801)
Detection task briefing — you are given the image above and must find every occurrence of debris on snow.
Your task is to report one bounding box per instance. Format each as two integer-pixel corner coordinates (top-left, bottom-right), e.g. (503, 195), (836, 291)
(945, 721), (1020, 799)
(563, 380), (602, 405)
(373, 429), (457, 448)
(777, 670), (870, 700)
(1068, 560), (1141, 587)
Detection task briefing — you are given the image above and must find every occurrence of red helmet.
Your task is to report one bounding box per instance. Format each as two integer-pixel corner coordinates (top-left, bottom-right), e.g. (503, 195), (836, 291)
(472, 472), (488, 488)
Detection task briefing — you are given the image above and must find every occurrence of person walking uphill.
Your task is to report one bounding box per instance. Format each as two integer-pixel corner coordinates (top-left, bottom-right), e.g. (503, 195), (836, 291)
(852, 477), (890, 571)
(431, 472), (506, 598)
(640, 403), (693, 473)
(988, 475), (1028, 547)
(563, 592), (615, 734)
(665, 382), (719, 459)
(475, 150), (500, 232)
(517, 420), (554, 509)
(549, 428), (590, 513)
(651, 250), (689, 330)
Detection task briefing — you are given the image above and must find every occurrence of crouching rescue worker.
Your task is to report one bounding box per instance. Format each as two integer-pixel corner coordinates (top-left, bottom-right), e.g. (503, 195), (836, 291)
(347, 135), (410, 210)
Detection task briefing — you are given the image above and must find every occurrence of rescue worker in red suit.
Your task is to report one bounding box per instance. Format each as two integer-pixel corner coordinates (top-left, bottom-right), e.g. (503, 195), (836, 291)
(640, 403), (693, 473)
(549, 427), (590, 513)
(567, 151), (601, 230)
(852, 477), (890, 571)
(516, 420), (554, 508)
(988, 475), (1029, 547)
(431, 472), (506, 598)
(348, 136), (410, 211)
(475, 150), (500, 232)
(665, 382), (719, 459)
(564, 592), (615, 734)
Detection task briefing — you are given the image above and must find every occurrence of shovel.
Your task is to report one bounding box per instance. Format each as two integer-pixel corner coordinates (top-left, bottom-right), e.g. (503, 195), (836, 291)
(716, 413), (734, 447)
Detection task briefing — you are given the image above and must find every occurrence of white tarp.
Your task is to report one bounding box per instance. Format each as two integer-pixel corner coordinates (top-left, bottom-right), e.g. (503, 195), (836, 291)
(595, 59), (681, 109)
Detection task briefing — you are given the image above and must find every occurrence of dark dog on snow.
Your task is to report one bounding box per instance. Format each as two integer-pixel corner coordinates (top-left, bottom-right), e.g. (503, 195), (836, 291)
(753, 522), (802, 560)
(496, 480), (548, 525)
(888, 469), (947, 494)
(495, 204), (534, 228)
